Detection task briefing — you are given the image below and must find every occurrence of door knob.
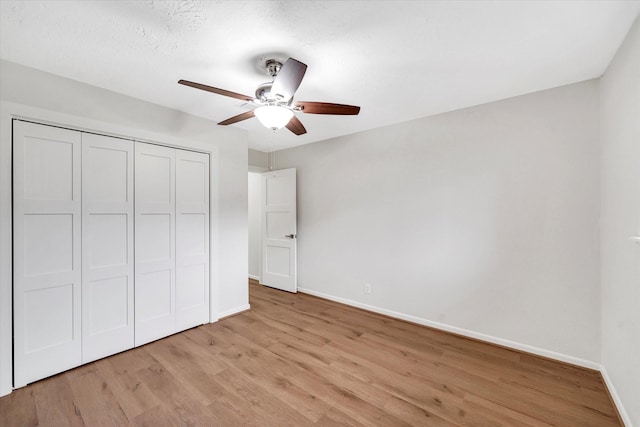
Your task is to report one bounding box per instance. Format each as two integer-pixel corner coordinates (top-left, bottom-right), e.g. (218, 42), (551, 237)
(285, 234), (296, 239)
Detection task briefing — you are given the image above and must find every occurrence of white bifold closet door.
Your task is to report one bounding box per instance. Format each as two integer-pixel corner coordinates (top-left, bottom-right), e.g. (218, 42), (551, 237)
(13, 121), (82, 387)
(135, 143), (177, 346)
(135, 143), (209, 346)
(175, 149), (210, 331)
(81, 133), (134, 363)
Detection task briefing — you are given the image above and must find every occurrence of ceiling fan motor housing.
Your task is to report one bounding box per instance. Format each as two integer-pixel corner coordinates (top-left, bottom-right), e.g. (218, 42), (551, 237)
(255, 81), (276, 102)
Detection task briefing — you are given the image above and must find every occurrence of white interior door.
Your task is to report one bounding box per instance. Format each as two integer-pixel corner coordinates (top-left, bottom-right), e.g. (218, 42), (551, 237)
(175, 150), (210, 331)
(81, 133), (134, 363)
(261, 168), (297, 292)
(135, 143), (176, 346)
(13, 121), (82, 387)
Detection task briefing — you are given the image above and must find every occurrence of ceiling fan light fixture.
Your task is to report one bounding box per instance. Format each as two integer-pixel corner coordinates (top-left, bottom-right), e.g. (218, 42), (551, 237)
(254, 105), (293, 130)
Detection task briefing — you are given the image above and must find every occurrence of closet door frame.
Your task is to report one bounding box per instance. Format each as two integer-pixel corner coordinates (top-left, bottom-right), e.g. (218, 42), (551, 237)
(0, 105), (220, 396)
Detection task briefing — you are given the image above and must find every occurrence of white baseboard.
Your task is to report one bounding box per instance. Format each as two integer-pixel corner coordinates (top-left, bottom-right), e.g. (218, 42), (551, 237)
(298, 287), (600, 371)
(600, 365), (632, 426)
(217, 304), (251, 320)
(248, 274), (261, 281)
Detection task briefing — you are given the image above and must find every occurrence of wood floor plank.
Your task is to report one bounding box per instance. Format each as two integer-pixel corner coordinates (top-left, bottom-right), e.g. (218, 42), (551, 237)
(412, 357), (618, 426)
(65, 365), (131, 426)
(94, 356), (160, 420)
(213, 368), (315, 426)
(133, 361), (220, 426)
(285, 365), (415, 427)
(31, 375), (86, 427)
(133, 404), (184, 427)
(204, 379), (264, 427)
(0, 280), (622, 426)
(326, 354), (474, 425)
(143, 334), (226, 406)
(268, 336), (459, 426)
(0, 385), (38, 427)
(459, 396), (548, 427)
(222, 313), (286, 348)
(437, 348), (615, 415)
(314, 407), (368, 427)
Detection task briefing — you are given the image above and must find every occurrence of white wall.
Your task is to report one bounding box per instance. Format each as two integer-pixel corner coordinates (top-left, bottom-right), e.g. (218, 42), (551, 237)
(600, 16), (640, 427)
(248, 172), (263, 280)
(0, 60), (249, 396)
(274, 80), (602, 366)
(249, 149), (269, 170)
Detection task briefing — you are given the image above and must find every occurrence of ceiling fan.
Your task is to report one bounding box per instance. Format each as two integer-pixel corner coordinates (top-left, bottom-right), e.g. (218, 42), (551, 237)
(178, 57), (360, 136)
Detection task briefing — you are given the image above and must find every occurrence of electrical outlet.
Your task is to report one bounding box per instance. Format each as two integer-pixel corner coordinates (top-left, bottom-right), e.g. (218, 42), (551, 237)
(364, 283), (372, 294)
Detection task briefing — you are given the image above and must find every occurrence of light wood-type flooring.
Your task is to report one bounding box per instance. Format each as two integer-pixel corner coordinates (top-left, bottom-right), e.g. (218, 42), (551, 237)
(1, 280), (621, 426)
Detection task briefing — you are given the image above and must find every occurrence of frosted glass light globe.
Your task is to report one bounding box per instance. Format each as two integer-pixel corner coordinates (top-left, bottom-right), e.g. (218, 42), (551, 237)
(254, 106), (294, 130)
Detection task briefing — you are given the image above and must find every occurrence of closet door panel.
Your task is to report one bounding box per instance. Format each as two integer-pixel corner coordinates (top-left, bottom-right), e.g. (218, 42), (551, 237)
(13, 121), (82, 387)
(81, 133), (134, 363)
(176, 150), (210, 330)
(135, 143), (176, 346)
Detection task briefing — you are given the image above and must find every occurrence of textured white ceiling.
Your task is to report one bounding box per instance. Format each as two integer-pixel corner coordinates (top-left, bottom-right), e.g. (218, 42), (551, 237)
(1, 1), (639, 152)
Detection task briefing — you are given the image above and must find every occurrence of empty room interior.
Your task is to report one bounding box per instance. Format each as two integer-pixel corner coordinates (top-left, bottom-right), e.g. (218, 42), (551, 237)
(1, 1), (639, 426)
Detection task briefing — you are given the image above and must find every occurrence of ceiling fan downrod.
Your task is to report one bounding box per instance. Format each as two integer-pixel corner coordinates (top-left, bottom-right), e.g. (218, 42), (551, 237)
(265, 59), (282, 78)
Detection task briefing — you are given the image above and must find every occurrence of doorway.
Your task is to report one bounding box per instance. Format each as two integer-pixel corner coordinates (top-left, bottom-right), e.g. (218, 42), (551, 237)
(248, 171), (263, 282)
(248, 168), (298, 292)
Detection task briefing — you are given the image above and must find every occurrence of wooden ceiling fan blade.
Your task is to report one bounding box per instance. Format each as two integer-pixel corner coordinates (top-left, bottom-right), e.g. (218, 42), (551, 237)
(178, 79), (254, 102)
(294, 101), (360, 115)
(271, 58), (307, 102)
(285, 115), (307, 135)
(218, 110), (255, 125)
